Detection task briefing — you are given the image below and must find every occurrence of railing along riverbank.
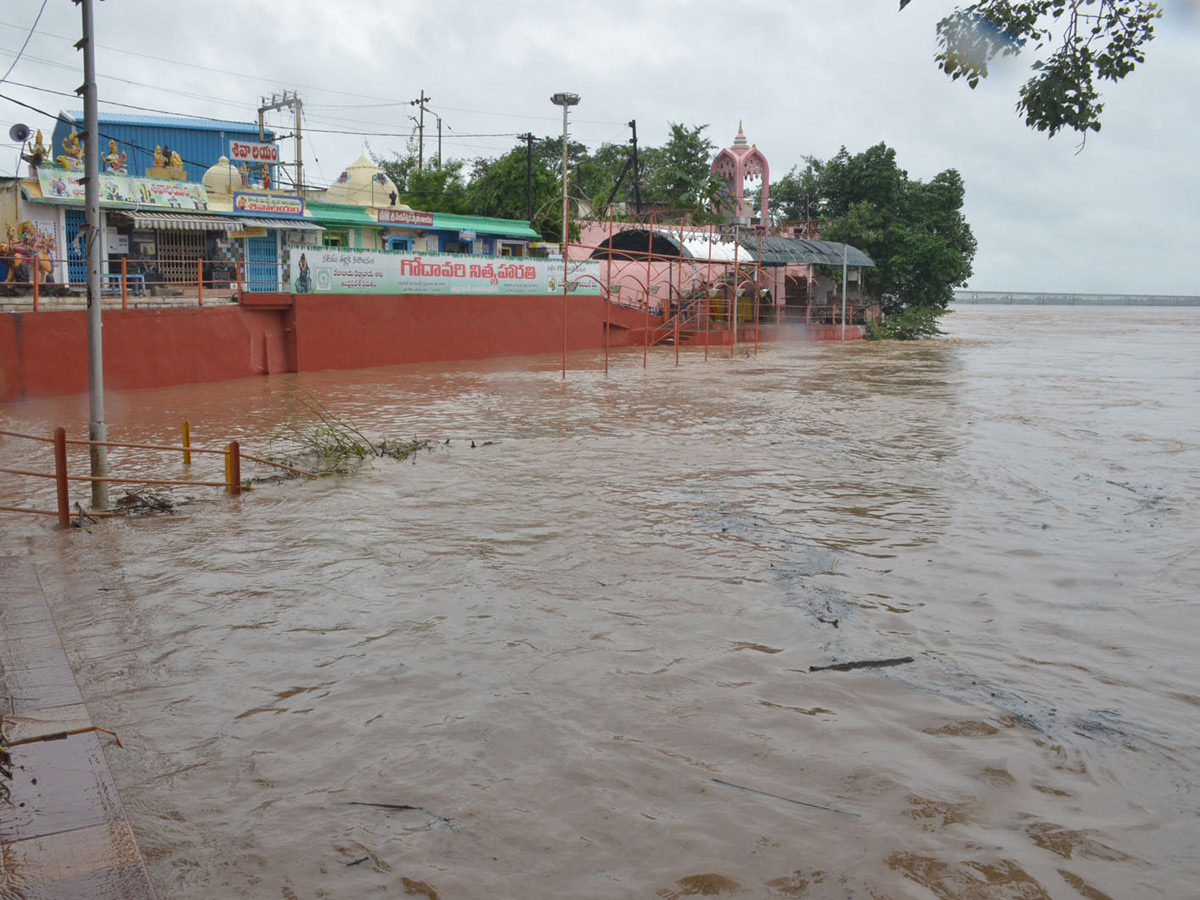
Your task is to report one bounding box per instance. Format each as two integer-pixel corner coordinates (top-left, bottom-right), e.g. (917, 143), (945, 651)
(0, 255), (290, 312)
(0, 423), (316, 527)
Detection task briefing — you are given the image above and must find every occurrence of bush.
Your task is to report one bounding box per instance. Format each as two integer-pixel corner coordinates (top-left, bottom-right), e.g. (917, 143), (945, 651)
(866, 305), (948, 340)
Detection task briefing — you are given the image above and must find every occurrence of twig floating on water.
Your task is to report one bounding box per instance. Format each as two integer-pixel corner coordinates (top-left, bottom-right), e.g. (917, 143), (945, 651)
(346, 801), (420, 811)
(346, 857), (369, 867)
(809, 656), (915, 673)
(711, 778), (860, 819)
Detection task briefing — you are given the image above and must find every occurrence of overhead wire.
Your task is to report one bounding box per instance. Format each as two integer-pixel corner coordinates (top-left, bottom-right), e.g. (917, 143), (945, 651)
(0, 0), (49, 86)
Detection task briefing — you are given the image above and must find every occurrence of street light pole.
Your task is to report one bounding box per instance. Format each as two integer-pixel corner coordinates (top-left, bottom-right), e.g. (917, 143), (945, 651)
(550, 92), (579, 379)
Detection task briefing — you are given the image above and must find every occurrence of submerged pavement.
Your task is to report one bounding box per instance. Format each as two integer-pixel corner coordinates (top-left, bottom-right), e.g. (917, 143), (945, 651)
(0, 556), (157, 900)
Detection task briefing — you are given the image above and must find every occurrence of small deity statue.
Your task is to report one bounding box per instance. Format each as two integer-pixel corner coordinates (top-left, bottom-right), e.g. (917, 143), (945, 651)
(239, 162), (249, 186)
(261, 167), (271, 190)
(55, 128), (84, 169)
(103, 139), (128, 174)
(20, 129), (49, 168)
(154, 144), (166, 167)
(169, 149), (183, 168)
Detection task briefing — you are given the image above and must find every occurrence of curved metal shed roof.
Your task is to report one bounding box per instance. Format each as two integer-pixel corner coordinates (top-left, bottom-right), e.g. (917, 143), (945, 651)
(753, 236), (875, 267)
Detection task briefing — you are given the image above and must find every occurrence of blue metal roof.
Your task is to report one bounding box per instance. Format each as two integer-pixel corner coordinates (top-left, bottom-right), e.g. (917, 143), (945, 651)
(59, 110), (273, 136)
(51, 110), (275, 184)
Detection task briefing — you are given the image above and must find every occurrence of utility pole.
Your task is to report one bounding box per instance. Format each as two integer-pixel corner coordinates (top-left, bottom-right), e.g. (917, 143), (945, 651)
(257, 91), (303, 189)
(76, 0), (106, 509)
(518, 133), (534, 222)
(628, 120), (642, 215)
(410, 91), (431, 171)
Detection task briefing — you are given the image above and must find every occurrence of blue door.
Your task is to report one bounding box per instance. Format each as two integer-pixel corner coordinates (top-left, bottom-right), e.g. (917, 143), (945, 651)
(387, 236), (412, 251)
(64, 209), (87, 287)
(245, 233), (277, 292)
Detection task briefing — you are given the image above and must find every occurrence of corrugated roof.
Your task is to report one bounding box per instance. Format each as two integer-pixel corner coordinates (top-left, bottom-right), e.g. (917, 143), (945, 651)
(60, 110), (272, 136)
(430, 212), (540, 239)
(753, 236), (875, 268)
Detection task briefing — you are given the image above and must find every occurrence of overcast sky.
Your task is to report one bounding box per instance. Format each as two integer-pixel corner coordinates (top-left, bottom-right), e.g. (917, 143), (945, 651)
(2, 0), (1197, 295)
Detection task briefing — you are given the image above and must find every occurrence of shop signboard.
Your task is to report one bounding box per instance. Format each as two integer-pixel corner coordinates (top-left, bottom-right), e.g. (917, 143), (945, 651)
(37, 166), (210, 210)
(288, 246), (601, 296)
(233, 191), (304, 216)
(229, 140), (279, 164)
(377, 208), (434, 227)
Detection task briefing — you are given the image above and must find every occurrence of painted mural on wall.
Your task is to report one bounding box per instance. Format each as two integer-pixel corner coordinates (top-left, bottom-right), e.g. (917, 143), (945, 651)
(36, 167), (210, 209)
(288, 246), (602, 296)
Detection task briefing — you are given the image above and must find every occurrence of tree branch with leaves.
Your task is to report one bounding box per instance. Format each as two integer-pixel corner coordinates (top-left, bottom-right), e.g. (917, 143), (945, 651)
(904, 0), (1161, 136)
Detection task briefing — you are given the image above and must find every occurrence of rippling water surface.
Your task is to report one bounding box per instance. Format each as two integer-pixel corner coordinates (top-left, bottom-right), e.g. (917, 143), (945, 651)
(3, 305), (1199, 898)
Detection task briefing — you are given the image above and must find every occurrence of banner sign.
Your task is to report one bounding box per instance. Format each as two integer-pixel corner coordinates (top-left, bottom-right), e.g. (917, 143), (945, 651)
(377, 208), (434, 227)
(37, 166), (209, 210)
(233, 191), (304, 216)
(230, 140), (279, 164)
(288, 246), (601, 296)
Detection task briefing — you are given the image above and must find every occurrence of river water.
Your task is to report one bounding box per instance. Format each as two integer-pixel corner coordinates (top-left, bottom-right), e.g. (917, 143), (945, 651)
(2, 304), (1198, 899)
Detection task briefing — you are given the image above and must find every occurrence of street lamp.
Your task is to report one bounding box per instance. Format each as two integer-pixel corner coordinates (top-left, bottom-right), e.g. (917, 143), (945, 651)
(550, 91), (579, 378)
(550, 92), (579, 250)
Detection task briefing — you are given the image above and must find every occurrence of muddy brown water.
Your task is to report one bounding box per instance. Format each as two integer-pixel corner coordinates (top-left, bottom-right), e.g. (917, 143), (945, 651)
(2, 305), (1198, 898)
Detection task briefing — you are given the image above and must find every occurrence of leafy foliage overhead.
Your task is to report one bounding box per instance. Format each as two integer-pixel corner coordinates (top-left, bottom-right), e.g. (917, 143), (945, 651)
(902, 0), (1161, 137)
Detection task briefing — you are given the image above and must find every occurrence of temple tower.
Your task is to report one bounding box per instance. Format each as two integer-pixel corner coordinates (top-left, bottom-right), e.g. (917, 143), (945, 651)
(710, 123), (769, 224)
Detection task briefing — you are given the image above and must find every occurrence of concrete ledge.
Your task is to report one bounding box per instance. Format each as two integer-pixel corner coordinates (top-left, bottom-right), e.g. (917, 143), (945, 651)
(1, 557), (158, 899)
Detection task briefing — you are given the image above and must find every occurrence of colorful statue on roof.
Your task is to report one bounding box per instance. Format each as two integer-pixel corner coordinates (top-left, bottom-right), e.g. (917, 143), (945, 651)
(154, 144), (166, 167)
(20, 129), (49, 169)
(55, 128), (85, 170)
(169, 149), (183, 168)
(103, 139), (128, 174)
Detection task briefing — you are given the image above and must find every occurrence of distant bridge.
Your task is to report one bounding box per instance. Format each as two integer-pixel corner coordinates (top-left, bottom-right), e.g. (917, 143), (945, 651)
(954, 291), (1200, 307)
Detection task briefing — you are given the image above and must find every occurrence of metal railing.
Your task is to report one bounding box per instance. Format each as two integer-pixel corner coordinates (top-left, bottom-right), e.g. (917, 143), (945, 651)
(0, 422), (316, 528)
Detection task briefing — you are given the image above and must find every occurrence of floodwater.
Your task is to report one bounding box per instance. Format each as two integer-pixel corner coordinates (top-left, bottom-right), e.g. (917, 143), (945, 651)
(2, 304), (1199, 899)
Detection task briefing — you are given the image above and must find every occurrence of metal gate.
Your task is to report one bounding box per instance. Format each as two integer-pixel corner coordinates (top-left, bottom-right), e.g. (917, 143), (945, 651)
(245, 233), (278, 292)
(64, 208), (87, 287)
(156, 230), (205, 283)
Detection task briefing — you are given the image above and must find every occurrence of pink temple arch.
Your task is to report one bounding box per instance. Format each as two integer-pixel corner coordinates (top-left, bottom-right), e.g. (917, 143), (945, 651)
(711, 123), (770, 223)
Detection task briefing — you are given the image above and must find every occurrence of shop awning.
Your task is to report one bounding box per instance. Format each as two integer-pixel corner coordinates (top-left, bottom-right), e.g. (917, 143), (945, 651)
(305, 202), (380, 228)
(430, 212), (540, 239)
(236, 216), (324, 232)
(125, 211), (243, 231)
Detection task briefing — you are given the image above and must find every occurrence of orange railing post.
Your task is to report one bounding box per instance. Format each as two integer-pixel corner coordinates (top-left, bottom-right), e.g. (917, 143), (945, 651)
(235, 260), (243, 303)
(197, 258), (204, 306)
(182, 420), (192, 465)
(54, 427), (70, 528)
(228, 441), (241, 496)
(32, 266), (40, 311)
(120, 257), (128, 308)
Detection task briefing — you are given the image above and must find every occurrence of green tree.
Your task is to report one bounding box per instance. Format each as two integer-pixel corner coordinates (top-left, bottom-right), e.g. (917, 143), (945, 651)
(466, 143), (560, 239)
(377, 146), (470, 214)
(791, 143), (976, 314)
(903, 0), (1161, 136)
(641, 123), (722, 220)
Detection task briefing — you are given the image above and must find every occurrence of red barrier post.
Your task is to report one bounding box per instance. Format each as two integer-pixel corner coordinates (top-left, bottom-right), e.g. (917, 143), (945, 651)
(235, 260), (243, 303)
(32, 266), (40, 311)
(229, 441), (241, 496)
(197, 258), (204, 306)
(120, 257), (128, 308)
(54, 427), (70, 528)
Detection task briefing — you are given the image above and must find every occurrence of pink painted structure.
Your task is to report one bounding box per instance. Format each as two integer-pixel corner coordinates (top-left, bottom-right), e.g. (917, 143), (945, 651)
(711, 123), (770, 223)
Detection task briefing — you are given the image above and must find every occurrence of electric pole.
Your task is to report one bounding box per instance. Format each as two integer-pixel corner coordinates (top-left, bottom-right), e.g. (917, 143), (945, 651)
(75, 0), (107, 509)
(519, 133), (534, 222)
(410, 91), (431, 171)
(257, 91), (303, 189)
(629, 120), (642, 216)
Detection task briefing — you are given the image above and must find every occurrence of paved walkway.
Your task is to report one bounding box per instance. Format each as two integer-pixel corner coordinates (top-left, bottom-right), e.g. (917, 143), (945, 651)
(0, 557), (158, 899)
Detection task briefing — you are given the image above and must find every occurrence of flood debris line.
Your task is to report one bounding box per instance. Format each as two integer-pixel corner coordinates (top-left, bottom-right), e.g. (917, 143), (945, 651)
(113, 487), (174, 514)
(711, 778), (860, 819)
(264, 389), (440, 476)
(809, 656), (916, 673)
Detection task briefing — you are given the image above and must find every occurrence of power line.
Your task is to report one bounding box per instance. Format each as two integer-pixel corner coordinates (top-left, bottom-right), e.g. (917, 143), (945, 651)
(0, 0), (49, 86)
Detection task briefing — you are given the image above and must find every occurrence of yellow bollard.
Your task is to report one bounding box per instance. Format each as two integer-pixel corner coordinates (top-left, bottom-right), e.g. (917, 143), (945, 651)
(182, 420), (191, 465)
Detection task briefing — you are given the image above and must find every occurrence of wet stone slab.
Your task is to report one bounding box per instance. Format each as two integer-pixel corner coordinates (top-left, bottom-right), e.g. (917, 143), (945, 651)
(1, 557), (158, 899)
